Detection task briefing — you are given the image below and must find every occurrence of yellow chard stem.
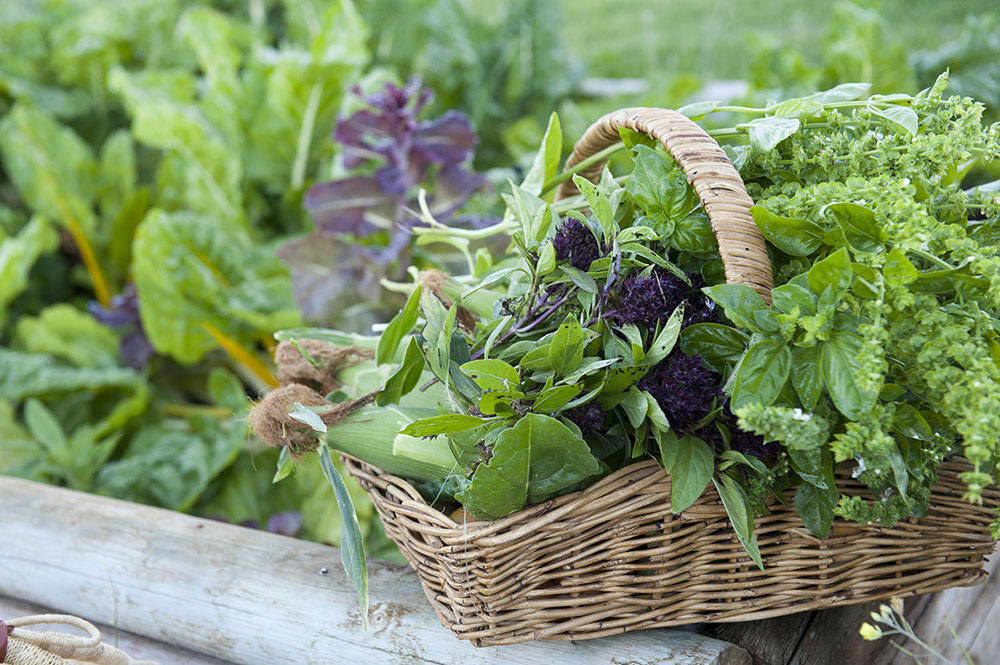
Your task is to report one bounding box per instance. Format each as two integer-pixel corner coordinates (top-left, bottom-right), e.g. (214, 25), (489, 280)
(203, 321), (279, 387)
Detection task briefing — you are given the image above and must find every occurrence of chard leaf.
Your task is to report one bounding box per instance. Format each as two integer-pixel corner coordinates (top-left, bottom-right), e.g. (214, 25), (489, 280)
(132, 209), (299, 364)
(0, 216), (59, 329)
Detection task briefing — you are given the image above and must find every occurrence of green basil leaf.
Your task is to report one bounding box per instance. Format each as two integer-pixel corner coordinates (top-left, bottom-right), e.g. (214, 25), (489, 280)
(522, 112), (562, 195)
(884, 247), (920, 286)
(806, 248), (853, 298)
(770, 284), (817, 316)
(549, 315), (585, 376)
(795, 480), (838, 538)
(791, 345), (823, 410)
(644, 305), (685, 366)
(572, 175), (616, 240)
(824, 202), (883, 253)
(669, 435), (715, 514)
(714, 475), (763, 570)
(460, 358), (520, 391)
(741, 116), (801, 152)
(558, 265), (599, 294)
(870, 103), (919, 137)
(670, 212), (717, 255)
(376, 284), (422, 365)
(732, 341), (792, 410)
(750, 205), (825, 257)
(626, 145), (699, 225)
(703, 283), (770, 332)
(398, 414), (488, 437)
(679, 323), (750, 370)
(820, 332), (878, 420)
(532, 384), (583, 413)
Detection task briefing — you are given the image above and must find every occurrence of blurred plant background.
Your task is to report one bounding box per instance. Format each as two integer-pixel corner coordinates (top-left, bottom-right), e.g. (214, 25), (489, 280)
(0, 0), (997, 559)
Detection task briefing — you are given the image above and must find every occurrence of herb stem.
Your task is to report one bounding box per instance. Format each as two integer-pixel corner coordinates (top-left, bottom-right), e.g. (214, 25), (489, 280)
(542, 143), (626, 194)
(203, 321), (279, 387)
(291, 81), (324, 190)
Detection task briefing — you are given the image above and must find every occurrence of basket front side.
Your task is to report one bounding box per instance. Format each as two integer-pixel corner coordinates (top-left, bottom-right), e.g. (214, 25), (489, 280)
(342, 454), (998, 646)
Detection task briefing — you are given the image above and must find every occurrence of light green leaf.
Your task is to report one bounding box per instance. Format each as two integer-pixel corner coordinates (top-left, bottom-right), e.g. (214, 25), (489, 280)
(318, 445), (368, 631)
(824, 202), (882, 253)
(14, 304), (119, 368)
(0, 215), (59, 328)
(731, 341), (792, 410)
(523, 112), (562, 195)
(741, 116), (801, 152)
(750, 205), (824, 257)
(460, 359), (521, 391)
(398, 413), (487, 437)
(669, 436), (715, 514)
(644, 305), (684, 366)
(132, 209), (299, 364)
(289, 402), (328, 433)
(714, 475), (763, 570)
(703, 283), (770, 332)
(572, 175), (616, 240)
(456, 413), (601, 519)
(377, 285), (422, 365)
(870, 103), (919, 137)
(807, 248), (854, 298)
(820, 332), (878, 420)
(626, 145), (699, 226)
(549, 316), (585, 375)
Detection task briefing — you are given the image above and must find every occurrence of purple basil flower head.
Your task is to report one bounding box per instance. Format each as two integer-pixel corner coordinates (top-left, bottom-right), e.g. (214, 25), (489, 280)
(89, 284), (154, 369)
(729, 426), (777, 459)
(552, 218), (601, 271)
(639, 351), (720, 430)
(564, 400), (604, 438)
(608, 268), (715, 329)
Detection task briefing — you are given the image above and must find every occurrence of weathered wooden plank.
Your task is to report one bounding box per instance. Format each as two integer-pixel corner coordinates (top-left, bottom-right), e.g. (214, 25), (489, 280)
(699, 612), (811, 665)
(0, 476), (750, 665)
(0, 596), (232, 665)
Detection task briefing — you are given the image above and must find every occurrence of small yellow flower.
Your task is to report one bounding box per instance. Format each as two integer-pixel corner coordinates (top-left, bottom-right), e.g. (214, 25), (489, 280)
(860, 623), (884, 641)
(890, 596), (904, 614)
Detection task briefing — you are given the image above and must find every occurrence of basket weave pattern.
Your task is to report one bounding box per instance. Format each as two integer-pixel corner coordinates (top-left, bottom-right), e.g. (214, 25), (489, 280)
(344, 455), (998, 646)
(342, 108), (998, 645)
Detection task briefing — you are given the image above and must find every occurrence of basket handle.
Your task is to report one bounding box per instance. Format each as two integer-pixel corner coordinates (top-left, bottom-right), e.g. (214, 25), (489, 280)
(555, 107), (773, 302)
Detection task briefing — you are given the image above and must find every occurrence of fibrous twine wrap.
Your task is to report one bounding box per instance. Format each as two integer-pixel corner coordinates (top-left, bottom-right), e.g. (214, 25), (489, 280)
(332, 109), (997, 646)
(1, 615), (155, 665)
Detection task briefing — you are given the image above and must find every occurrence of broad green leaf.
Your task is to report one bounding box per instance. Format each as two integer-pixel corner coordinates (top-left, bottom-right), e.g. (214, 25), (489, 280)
(549, 316), (585, 375)
(770, 284), (817, 316)
(0, 215), (59, 329)
(377, 285), (422, 365)
(741, 116), (800, 152)
(558, 265), (599, 294)
(668, 435), (715, 514)
(817, 82), (871, 103)
(378, 337), (426, 406)
(820, 332), (878, 420)
(871, 103), (919, 137)
(884, 248), (920, 286)
(670, 212), (717, 255)
(14, 304), (119, 368)
(677, 100), (721, 120)
(109, 68), (244, 228)
(23, 398), (68, 459)
(536, 240), (557, 276)
(96, 130), (137, 224)
(731, 341), (792, 410)
(807, 248), (853, 298)
(572, 175), (615, 240)
(132, 209), (299, 364)
(795, 480), (838, 538)
(680, 323), (750, 371)
(791, 345), (823, 410)
(824, 202), (882, 253)
(644, 306), (685, 366)
(532, 384), (582, 413)
(522, 112), (562, 195)
(703, 283), (770, 332)
(626, 145), (699, 226)
(456, 413), (601, 519)
(460, 359), (520, 391)
(771, 96), (825, 118)
(398, 413), (487, 437)
(318, 445), (368, 631)
(714, 475), (763, 570)
(750, 205), (824, 257)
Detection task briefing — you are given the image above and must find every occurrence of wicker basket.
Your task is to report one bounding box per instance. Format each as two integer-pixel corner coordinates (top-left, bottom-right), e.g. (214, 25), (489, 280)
(342, 108), (1000, 646)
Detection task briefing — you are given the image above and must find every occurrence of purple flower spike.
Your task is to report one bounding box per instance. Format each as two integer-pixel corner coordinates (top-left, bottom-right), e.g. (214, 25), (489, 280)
(564, 401), (605, 438)
(639, 352), (720, 431)
(608, 268), (715, 329)
(552, 218), (601, 271)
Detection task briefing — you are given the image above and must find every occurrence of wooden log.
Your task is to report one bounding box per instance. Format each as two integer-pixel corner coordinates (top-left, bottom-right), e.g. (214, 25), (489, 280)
(0, 476), (750, 665)
(0, 596), (230, 665)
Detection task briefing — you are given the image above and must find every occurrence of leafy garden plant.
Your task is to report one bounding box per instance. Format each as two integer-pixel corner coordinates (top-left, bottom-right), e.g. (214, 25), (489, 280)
(254, 72), (1000, 611)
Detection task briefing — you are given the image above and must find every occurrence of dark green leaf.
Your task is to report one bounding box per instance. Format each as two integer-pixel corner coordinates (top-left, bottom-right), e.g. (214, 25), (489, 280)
(549, 316), (585, 375)
(750, 205), (824, 257)
(714, 475), (763, 570)
(703, 284), (770, 332)
(626, 146), (699, 225)
(820, 332), (878, 420)
(669, 435), (715, 514)
(806, 248), (853, 298)
(680, 323), (750, 370)
(791, 345), (823, 410)
(377, 285), (422, 365)
(795, 481), (838, 538)
(378, 337), (426, 406)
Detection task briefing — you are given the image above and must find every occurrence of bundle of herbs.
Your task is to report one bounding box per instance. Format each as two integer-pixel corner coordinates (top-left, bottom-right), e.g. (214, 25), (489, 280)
(252, 72), (1000, 610)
